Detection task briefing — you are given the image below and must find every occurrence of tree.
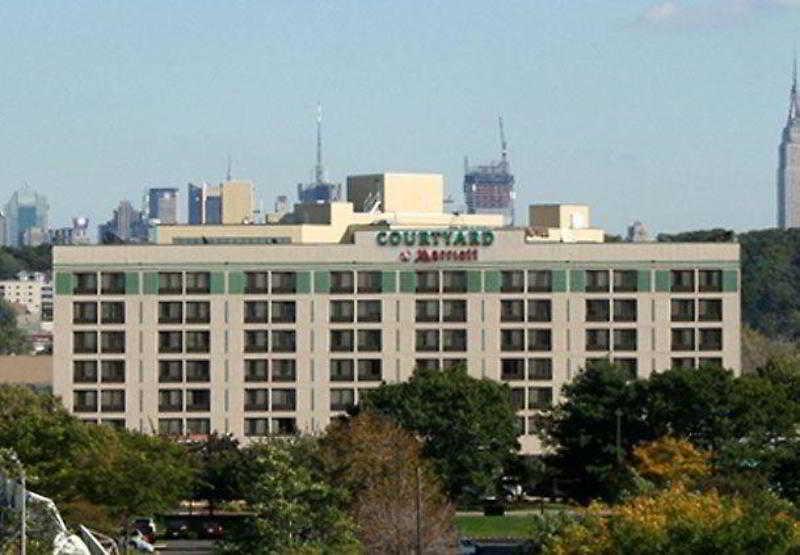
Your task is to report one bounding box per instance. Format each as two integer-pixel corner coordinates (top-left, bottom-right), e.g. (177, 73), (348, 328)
(189, 433), (246, 514)
(220, 440), (358, 555)
(360, 365), (520, 501)
(632, 437), (710, 488)
(319, 411), (457, 553)
(0, 300), (30, 355)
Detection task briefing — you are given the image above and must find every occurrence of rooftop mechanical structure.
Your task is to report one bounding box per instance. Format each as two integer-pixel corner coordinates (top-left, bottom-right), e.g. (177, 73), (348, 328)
(463, 116), (516, 225)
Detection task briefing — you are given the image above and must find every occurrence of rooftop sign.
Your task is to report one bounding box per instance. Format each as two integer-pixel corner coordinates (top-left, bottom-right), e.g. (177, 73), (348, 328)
(376, 230), (494, 248)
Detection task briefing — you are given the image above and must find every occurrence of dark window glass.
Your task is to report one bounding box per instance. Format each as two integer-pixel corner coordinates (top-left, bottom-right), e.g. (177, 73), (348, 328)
(74, 273), (98, 295)
(671, 299), (695, 322)
(330, 330), (354, 352)
(586, 329), (610, 351)
(245, 359), (268, 382)
(699, 299), (722, 322)
(158, 272), (183, 294)
(416, 330), (440, 352)
(613, 329), (637, 351)
(528, 329), (552, 351)
(74, 390), (98, 412)
(586, 270), (610, 293)
(101, 273), (125, 294)
(671, 328), (695, 351)
(613, 270), (637, 292)
(159, 360), (182, 382)
(244, 388), (269, 411)
(271, 301), (296, 323)
(73, 302), (98, 324)
(586, 300), (610, 322)
(699, 328), (723, 351)
(501, 359), (525, 381)
(100, 331), (125, 354)
(101, 360), (125, 383)
(73, 360), (98, 383)
(357, 330), (382, 351)
(528, 299), (552, 322)
(244, 418), (269, 437)
(330, 388), (355, 411)
(416, 271), (439, 293)
(330, 271), (355, 294)
(271, 272), (297, 294)
(357, 271), (382, 293)
(501, 271), (524, 293)
(245, 330), (269, 353)
(185, 331), (210, 353)
(245, 272), (269, 294)
(330, 300), (355, 323)
(698, 270), (723, 292)
(501, 329), (525, 351)
(73, 331), (98, 354)
(528, 270), (552, 293)
(330, 359), (355, 381)
(671, 270), (695, 293)
(100, 390), (125, 412)
(442, 329), (467, 352)
(415, 300), (439, 322)
(159, 389), (183, 412)
(186, 389), (211, 411)
(357, 300), (382, 323)
(101, 302), (125, 324)
(272, 388), (297, 411)
(186, 360), (210, 382)
(185, 272), (210, 294)
(272, 359), (296, 382)
(159, 302), (183, 324)
(185, 302), (210, 323)
(529, 387), (553, 409)
(613, 299), (637, 322)
(442, 300), (467, 322)
(271, 330), (296, 353)
(529, 359), (553, 380)
(357, 359), (382, 381)
(159, 418), (183, 435)
(442, 271), (467, 293)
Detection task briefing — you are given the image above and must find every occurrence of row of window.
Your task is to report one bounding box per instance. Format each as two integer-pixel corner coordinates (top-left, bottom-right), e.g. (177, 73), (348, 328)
(510, 387), (554, 410)
(74, 390), (125, 412)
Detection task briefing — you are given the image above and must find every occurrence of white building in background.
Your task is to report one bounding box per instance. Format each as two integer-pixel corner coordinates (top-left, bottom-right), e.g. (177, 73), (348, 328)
(0, 271), (53, 320)
(4, 186), (49, 247)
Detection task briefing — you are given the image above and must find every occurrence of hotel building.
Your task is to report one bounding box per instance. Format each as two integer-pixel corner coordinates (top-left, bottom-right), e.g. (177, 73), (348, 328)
(52, 173), (740, 453)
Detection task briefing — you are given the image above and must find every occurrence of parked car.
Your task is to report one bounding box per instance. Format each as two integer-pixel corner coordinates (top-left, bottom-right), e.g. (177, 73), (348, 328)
(133, 517), (156, 543)
(127, 530), (155, 553)
(482, 496), (506, 516)
(200, 520), (224, 539)
(164, 517), (191, 539)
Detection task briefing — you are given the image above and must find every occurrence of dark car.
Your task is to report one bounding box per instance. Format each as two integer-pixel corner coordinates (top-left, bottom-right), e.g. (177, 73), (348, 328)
(200, 521), (224, 539)
(164, 518), (190, 539)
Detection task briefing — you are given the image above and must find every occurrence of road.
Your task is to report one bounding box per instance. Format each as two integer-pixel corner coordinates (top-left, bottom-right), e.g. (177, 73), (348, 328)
(156, 539), (216, 554)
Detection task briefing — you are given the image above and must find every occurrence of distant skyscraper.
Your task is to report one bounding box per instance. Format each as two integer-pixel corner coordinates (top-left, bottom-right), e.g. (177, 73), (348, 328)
(4, 186), (49, 247)
(626, 221), (650, 242)
(463, 117), (516, 225)
(297, 104), (342, 204)
(778, 60), (800, 228)
(51, 217), (91, 245)
(0, 211), (6, 246)
(147, 187), (178, 224)
(98, 200), (147, 243)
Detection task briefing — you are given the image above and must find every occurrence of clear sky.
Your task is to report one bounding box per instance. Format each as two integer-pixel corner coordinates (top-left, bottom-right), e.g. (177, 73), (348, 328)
(1, 0), (799, 235)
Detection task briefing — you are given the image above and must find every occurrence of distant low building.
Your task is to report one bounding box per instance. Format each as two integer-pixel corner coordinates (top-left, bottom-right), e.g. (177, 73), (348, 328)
(0, 355), (52, 393)
(0, 271), (52, 316)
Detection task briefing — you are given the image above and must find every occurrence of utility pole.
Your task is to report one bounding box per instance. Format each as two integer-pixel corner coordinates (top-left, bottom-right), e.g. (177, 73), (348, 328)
(615, 408), (623, 464)
(9, 452), (26, 555)
(415, 465), (423, 555)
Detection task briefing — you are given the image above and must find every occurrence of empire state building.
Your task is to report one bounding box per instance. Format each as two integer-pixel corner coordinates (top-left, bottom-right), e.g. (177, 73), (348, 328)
(777, 63), (800, 228)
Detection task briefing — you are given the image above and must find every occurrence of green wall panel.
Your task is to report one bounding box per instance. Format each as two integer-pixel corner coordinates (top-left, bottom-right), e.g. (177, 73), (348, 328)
(399, 271), (416, 293)
(722, 270), (738, 292)
(314, 271), (331, 293)
(143, 272), (159, 294)
(569, 270), (585, 292)
(381, 271), (397, 293)
(637, 270), (652, 293)
(210, 272), (225, 294)
(228, 272), (245, 294)
(124, 272), (140, 295)
(484, 271), (501, 293)
(655, 270), (671, 292)
(551, 270), (567, 293)
(295, 272), (311, 294)
(55, 272), (73, 295)
(467, 271), (482, 293)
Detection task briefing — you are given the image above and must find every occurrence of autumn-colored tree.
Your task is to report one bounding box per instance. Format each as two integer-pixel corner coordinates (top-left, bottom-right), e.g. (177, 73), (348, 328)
(633, 436), (711, 488)
(320, 412), (457, 554)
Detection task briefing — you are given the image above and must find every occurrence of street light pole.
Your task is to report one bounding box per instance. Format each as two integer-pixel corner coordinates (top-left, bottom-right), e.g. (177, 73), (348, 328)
(20, 470), (26, 555)
(615, 409), (623, 465)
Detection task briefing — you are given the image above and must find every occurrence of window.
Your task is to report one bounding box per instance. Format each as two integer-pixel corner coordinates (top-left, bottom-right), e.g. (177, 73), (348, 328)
(159, 302), (183, 324)
(159, 360), (182, 383)
(529, 359), (553, 380)
(271, 301), (296, 323)
(245, 418), (269, 437)
(185, 302), (210, 324)
(615, 358), (638, 379)
(331, 388), (355, 411)
(74, 390), (98, 412)
(528, 300), (552, 322)
(73, 302), (98, 324)
(272, 359), (296, 382)
(186, 418), (210, 435)
(101, 302), (125, 324)
(357, 359), (382, 381)
(186, 331), (210, 353)
(245, 272), (269, 294)
(671, 270), (694, 293)
(442, 300), (467, 322)
(271, 272), (297, 294)
(442, 329), (467, 352)
(501, 270), (524, 293)
(672, 357), (695, 369)
(271, 330), (296, 352)
(357, 329), (382, 351)
(442, 359), (466, 370)
(586, 300), (610, 322)
(501, 359), (525, 381)
(699, 299), (722, 322)
(671, 328), (695, 351)
(185, 272), (210, 294)
(100, 390), (125, 412)
(699, 328), (723, 351)
(529, 329), (552, 351)
(245, 330), (269, 353)
(74, 331), (98, 354)
(159, 390), (183, 412)
(501, 300), (525, 322)
(613, 329), (637, 351)
(442, 271), (467, 293)
(671, 299), (695, 322)
(357, 271), (382, 293)
(416, 330), (440, 352)
(501, 329), (525, 351)
(159, 418), (183, 435)
(330, 300), (355, 323)
(415, 300), (439, 322)
(101, 419), (125, 429)
(245, 389), (269, 411)
(613, 270), (638, 292)
(101, 360), (125, 383)
(528, 270), (552, 293)
(529, 387), (553, 409)
(73, 361), (98, 383)
(159, 272), (183, 294)
(272, 418), (297, 435)
(330, 271), (354, 294)
(586, 329), (610, 351)
(699, 357), (723, 368)
(416, 359), (440, 371)
(245, 360), (268, 382)
(510, 388), (526, 410)
(74, 273), (98, 295)
(613, 300), (637, 322)
(357, 300), (382, 323)
(698, 270), (723, 292)
(416, 271), (439, 293)
(244, 301), (269, 324)
(272, 389), (296, 411)
(330, 359), (355, 382)
(100, 273), (125, 295)
(101, 331), (125, 354)
(330, 330), (354, 352)
(186, 360), (210, 382)
(186, 389), (211, 411)
(586, 270), (610, 293)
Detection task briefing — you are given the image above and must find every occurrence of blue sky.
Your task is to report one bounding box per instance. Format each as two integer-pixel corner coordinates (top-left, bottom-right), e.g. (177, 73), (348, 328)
(0, 0), (798, 235)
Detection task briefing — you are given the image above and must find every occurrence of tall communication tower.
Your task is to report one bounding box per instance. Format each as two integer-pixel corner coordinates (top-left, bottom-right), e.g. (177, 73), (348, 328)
(298, 103), (341, 203)
(463, 116), (516, 225)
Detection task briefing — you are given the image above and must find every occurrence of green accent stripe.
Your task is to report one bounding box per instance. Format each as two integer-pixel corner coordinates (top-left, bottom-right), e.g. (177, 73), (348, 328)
(143, 272), (158, 294)
(295, 272), (311, 294)
(655, 271), (671, 292)
(637, 270), (651, 293)
(125, 272), (140, 295)
(484, 271), (501, 293)
(228, 272), (245, 294)
(55, 272), (73, 295)
(314, 271), (330, 293)
(722, 270), (738, 292)
(210, 272), (225, 294)
(381, 271), (397, 293)
(570, 270), (585, 292)
(552, 270), (567, 293)
(399, 271), (416, 293)
(467, 271), (482, 293)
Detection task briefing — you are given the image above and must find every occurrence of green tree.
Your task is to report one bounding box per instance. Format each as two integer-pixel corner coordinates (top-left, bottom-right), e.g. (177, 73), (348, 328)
(0, 300), (30, 355)
(189, 433), (246, 514)
(220, 440), (358, 555)
(360, 365), (520, 502)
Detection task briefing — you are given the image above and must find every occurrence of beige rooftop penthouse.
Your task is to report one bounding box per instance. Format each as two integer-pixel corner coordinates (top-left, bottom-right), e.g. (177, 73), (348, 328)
(154, 173), (602, 245)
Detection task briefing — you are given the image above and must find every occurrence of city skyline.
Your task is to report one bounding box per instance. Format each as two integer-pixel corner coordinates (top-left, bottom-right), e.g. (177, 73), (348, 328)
(1, 2), (800, 235)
